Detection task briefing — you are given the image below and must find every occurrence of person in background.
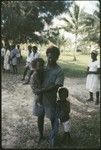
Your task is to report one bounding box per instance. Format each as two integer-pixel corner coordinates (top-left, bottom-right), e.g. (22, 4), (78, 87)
(17, 45), (21, 64)
(23, 46), (40, 84)
(10, 44), (18, 74)
(21, 45), (32, 81)
(1, 43), (6, 69)
(56, 87), (71, 145)
(86, 50), (100, 105)
(3, 45), (11, 73)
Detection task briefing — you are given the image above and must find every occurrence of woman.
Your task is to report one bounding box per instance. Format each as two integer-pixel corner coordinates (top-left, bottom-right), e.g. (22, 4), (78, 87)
(86, 50), (100, 105)
(3, 45), (11, 73)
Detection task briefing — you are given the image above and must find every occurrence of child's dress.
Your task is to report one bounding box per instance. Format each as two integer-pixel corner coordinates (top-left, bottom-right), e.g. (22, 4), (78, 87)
(86, 60), (100, 93)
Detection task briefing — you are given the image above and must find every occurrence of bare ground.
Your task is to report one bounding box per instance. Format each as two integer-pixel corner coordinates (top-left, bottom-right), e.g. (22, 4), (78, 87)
(2, 72), (100, 149)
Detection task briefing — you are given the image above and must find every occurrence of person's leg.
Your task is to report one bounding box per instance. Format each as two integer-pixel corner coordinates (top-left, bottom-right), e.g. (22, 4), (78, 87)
(12, 65), (15, 74)
(22, 66), (29, 80)
(62, 120), (71, 144)
(24, 70), (33, 84)
(95, 91), (99, 105)
(14, 65), (18, 74)
(87, 92), (93, 101)
(37, 115), (44, 142)
(49, 117), (59, 147)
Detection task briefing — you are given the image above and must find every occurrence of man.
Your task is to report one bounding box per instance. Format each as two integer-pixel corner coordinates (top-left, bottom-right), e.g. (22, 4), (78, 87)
(32, 45), (64, 147)
(23, 45), (40, 84)
(10, 44), (18, 74)
(21, 45), (32, 81)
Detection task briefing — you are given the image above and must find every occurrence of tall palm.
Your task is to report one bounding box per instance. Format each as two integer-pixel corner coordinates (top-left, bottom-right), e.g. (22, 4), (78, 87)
(79, 0), (100, 53)
(84, 1), (100, 46)
(61, 2), (87, 61)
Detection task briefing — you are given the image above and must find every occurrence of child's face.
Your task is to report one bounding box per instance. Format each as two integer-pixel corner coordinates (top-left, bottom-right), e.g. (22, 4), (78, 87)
(59, 91), (67, 100)
(36, 61), (44, 71)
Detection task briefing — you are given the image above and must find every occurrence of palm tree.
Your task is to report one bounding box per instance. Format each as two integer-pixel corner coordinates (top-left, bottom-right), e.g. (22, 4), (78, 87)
(78, 0), (100, 53)
(84, 1), (100, 46)
(60, 2), (88, 61)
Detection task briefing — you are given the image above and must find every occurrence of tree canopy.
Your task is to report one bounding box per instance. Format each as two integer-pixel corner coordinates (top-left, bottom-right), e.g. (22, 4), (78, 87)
(1, 1), (72, 44)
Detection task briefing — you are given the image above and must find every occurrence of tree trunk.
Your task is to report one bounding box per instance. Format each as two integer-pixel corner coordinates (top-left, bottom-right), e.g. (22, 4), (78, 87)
(73, 32), (77, 61)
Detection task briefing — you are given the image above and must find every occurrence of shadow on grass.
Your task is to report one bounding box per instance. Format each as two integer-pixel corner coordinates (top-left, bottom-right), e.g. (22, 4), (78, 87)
(12, 108), (100, 149)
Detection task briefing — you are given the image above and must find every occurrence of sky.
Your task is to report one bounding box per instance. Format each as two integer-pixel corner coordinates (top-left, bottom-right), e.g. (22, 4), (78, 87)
(44, 1), (98, 41)
(75, 0), (98, 14)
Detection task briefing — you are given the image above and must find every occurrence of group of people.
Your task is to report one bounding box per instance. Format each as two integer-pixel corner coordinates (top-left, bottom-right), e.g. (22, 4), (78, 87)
(1, 43), (21, 74)
(1, 43), (100, 148)
(28, 45), (100, 147)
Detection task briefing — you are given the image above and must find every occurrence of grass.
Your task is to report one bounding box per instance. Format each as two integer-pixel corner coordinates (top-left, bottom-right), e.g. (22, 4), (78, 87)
(20, 50), (92, 77)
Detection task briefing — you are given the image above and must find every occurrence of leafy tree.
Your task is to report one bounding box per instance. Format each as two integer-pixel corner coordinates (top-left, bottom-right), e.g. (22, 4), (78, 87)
(1, 1), (72, 45)
(82, 1), (100, 46)
(60, 2), (93, 60)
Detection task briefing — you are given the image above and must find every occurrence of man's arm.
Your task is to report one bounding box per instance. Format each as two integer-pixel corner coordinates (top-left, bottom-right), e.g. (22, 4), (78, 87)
(36, 84), (63, 94)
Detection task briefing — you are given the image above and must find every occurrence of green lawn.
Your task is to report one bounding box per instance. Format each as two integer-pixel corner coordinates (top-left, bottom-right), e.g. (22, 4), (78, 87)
(20, 50), (99, 78)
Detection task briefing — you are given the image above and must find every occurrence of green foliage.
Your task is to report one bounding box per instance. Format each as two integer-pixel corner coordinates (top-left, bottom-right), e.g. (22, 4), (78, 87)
(1, 1), (72, 44)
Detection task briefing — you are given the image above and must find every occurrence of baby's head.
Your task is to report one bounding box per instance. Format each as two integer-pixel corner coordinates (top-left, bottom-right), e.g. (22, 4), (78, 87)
(32, 58), (45, 71)
(58, 87), (69, 101)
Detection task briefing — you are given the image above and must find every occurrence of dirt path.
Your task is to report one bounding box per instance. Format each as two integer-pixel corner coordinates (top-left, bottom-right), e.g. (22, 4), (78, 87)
(2, 73), (100, 149)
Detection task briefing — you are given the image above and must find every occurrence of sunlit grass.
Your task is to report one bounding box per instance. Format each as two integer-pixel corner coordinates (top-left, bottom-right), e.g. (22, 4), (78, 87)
(20, 50), (99, 77)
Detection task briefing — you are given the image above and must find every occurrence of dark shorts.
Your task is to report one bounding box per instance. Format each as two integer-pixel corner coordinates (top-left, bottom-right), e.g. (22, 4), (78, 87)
(33, 101), (56, 119)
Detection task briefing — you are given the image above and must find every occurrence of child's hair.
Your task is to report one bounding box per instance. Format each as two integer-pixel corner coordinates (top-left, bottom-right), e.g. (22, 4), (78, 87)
(58, 87), (69, 98)
(32, 58), (45, 69)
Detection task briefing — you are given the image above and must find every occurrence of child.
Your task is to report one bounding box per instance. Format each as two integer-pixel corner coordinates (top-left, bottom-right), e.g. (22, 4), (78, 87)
(56, 87), (71, 144)
(30, 58), (45, 116)
(86, 50), (100, 105)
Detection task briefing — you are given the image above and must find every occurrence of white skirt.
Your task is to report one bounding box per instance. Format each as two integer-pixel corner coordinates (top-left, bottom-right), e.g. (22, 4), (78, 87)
(86, 74), (100, 93)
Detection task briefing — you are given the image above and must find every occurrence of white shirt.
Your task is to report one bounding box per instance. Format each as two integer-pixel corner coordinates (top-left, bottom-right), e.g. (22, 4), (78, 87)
(26, 52), (33, 63)
(1, 48), (6, 57)
(30, 51), (40, 62)
(88, 60), (100, 71)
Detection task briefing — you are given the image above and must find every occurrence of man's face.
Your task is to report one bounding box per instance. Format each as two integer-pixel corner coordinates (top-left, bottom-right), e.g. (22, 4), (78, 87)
(47, 53), (58, 65)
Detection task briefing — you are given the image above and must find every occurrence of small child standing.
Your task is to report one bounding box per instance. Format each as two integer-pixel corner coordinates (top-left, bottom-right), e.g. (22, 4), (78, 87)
(56, 87), (71, 144)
